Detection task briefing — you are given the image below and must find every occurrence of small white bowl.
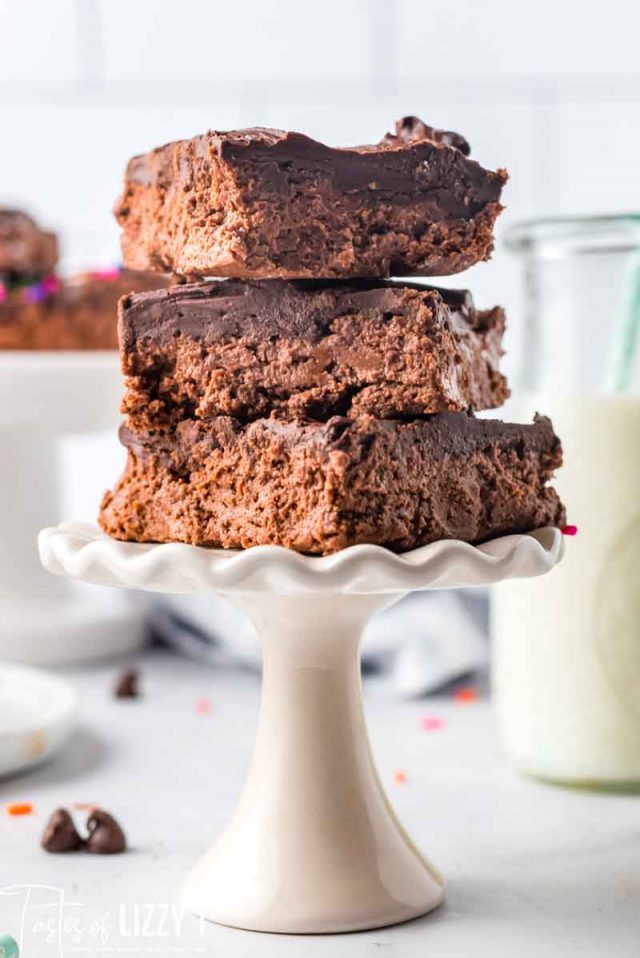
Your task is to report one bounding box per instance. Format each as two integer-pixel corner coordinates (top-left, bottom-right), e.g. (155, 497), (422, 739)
(0, 664), (78, 777)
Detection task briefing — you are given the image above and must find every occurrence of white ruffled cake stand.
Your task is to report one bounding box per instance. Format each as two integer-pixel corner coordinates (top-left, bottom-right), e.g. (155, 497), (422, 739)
(39, 522), (562, 934)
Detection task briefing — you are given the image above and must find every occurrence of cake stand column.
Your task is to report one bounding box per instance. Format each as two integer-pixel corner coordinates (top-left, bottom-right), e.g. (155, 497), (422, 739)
(181, 591), (445, 934)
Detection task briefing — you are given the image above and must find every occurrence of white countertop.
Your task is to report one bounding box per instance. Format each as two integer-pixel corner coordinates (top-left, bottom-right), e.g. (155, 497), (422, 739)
(1, 650), (638, 957)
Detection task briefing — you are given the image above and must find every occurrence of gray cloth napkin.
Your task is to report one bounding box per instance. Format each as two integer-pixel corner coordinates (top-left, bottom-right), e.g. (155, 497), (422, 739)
(149, 590), (488, 698)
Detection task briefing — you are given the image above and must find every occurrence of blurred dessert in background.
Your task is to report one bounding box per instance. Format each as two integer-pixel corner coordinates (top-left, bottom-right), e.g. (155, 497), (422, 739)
(0, 208), (58, 278)
(0, 208), (170, 349)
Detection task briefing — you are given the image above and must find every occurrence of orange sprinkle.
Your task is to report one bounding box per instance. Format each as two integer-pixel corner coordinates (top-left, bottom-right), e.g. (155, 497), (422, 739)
(454, 686), (479, 704)
(393, 770), (407, 785)
(73, 802), (98, 811)
(195, 697), (212, 715)
(7, 802), (33, 816)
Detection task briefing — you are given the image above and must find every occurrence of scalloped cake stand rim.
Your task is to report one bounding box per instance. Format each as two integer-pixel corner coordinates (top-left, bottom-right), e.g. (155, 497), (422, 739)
(38, 522), (563, 596)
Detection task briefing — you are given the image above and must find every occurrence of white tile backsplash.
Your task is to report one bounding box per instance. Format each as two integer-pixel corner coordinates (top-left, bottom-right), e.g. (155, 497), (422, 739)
(0, 0), (78, 83)
(395, 0), (640, 78)
(100, 0), (372, 82)
(554, 100), (640, 216)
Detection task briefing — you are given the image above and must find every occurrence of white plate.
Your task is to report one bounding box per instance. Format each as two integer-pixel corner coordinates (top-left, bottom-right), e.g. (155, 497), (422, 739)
(0, 664), (78, 777)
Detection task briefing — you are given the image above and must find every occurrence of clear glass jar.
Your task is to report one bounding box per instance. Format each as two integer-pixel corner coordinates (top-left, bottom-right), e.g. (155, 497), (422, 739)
(508, 215), (640, 394)
(492, 215), (640, 790)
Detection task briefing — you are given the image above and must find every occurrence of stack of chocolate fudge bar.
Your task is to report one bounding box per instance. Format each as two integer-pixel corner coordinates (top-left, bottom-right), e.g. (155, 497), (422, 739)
(100, 116), (565, 554)
(0, 208), (169, 350)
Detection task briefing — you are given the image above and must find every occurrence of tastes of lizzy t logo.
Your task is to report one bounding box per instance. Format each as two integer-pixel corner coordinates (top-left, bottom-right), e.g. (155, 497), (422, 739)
(0, 886), (205, 955)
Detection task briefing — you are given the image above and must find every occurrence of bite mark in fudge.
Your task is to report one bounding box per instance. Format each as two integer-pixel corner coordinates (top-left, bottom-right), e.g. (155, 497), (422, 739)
(0, 208), (58, 278)
(119, 279), (509, 424)
(115, 118), (508, 279)
(99, 413), (565, 555)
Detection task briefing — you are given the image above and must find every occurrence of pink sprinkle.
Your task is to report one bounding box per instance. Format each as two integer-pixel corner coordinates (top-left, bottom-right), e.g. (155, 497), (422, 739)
(91, 268), (121, 282)
(195, 697), (212, 715)
(41, 274), (60, 294)
(562, 525), (578, 536)
(420, 715), (445, 732)
(0, 283), (6, 303)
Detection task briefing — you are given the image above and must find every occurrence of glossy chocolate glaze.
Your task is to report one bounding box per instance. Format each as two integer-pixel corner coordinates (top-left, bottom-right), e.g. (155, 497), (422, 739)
(120, 278), (480, 344)
(126, 120), (505, 218)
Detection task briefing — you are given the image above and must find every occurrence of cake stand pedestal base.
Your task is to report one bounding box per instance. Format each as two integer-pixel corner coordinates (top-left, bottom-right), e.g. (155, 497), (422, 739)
(183, 592), (442, 933)
(39, 523), (562, 934)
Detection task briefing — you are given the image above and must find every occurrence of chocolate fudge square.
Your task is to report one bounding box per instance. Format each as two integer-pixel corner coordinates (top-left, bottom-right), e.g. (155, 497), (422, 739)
(119, 279), (509, 424)
(115, 116), (507, 280)
(99, 413), (565, 555)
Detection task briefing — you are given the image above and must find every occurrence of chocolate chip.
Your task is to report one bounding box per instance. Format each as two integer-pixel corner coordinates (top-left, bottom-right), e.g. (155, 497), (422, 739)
(114, 668), (140, 699)
(85, 809), (127, 855)
(41, 808), (83, 853)
(384, 116), (471, 156)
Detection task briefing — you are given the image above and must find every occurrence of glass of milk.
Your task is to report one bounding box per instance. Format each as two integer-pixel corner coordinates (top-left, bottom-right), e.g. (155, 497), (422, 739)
(492, 216), (640, 790)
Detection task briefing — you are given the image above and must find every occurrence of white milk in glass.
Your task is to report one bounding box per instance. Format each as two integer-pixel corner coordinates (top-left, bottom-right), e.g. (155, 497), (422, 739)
(494, 216), (640, 788)
(493, 396), (640, 786)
